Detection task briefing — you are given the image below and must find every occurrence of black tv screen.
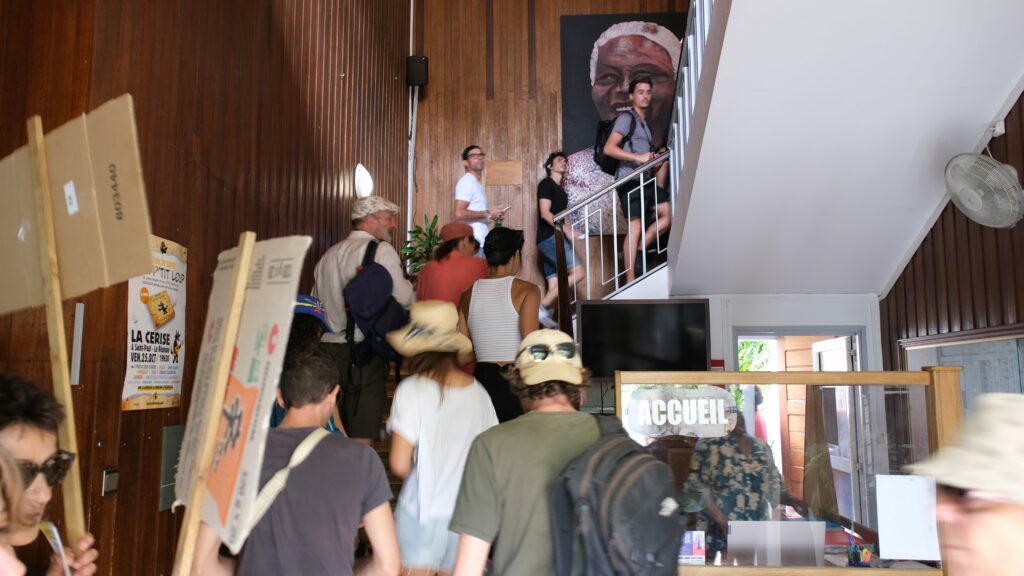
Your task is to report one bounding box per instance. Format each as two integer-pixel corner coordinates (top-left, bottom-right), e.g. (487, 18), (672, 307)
(579, 299), (710, 377)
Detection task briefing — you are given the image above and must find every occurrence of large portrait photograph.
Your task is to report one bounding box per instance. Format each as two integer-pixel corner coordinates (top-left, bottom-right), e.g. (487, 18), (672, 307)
(559, 13), (686, 231)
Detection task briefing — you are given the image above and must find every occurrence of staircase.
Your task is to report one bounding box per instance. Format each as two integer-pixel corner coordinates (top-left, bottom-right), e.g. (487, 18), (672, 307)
(550, 0), (719, 333)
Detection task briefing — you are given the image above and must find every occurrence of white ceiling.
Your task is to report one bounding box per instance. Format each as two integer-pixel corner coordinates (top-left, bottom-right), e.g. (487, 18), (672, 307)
(670, 0), (1024, 296)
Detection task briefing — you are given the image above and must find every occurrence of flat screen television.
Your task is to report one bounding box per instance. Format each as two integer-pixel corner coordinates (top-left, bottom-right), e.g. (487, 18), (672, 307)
(578, 299), (710, 377)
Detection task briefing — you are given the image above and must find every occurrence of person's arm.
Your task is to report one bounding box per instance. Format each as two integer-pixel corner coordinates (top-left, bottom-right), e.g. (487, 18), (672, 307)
(377, 242), (414, 307)
(388, 431), (414, 480)
(456, 298), (476, 366)
(517, 282), (540, 337)
(455, 199), (503, 222)
(604, 130), (652, 164)
(189, 523), (236, 576)
(538, 197), (556, 229)
(451, 534), (491, 576)
(355, 502), (400, 576)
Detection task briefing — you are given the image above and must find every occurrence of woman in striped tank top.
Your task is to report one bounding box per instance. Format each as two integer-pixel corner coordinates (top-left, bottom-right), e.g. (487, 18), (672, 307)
(458, 227), (541, 422)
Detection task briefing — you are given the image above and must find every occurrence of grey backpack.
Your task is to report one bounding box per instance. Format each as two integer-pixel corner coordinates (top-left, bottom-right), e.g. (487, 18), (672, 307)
(551, 415), (682, 576)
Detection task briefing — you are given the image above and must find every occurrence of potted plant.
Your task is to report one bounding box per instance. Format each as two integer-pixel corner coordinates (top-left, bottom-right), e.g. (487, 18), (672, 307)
(401, 214), (442, 278)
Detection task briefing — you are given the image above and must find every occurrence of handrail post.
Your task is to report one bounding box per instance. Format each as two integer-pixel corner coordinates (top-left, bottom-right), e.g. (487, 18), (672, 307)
(554, 227), (572, 336)
(923, 366), (963, 453)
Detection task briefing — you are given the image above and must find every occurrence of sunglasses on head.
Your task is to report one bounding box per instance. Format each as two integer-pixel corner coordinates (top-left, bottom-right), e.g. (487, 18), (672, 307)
(518, 342), (578, 361)
(19, 450), (75, 488)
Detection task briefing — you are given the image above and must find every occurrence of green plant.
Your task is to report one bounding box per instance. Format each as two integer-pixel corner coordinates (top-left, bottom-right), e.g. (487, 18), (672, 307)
(401, 214), (441, 276)
(738, 340), (770, 372)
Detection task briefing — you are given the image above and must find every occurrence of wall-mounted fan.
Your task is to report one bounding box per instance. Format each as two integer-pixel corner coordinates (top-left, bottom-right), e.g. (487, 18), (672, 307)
(944, 153), (1024, 228)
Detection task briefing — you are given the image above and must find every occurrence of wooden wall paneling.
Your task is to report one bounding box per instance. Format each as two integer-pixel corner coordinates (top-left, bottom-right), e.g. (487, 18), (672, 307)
(2, 1), (411, 573)
(881, 94), (1024, 369)
(414, 0), (685, 290)
(942, 207), (961, 332)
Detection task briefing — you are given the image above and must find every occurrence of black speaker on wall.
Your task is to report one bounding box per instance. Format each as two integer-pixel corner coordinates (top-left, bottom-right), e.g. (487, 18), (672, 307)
(406, 55), (429, 86)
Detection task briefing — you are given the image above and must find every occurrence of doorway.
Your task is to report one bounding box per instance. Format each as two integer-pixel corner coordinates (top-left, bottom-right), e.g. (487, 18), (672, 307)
(735, 328), (881, 528)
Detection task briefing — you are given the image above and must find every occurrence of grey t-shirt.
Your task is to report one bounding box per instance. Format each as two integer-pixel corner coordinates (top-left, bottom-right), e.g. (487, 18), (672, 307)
(613, 110), (654, 180)
(237, 427), (392, 576)
(450, 411), (600, 576)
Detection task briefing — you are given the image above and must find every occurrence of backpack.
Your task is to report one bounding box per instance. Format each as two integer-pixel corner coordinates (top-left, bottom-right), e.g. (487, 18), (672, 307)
(594, 111), (637, 176)
(342, 241), (409, 362)
(551, 414), (682, 576)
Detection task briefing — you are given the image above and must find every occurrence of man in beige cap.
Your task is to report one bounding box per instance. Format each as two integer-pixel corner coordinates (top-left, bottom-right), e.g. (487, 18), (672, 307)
(416, 222), (488, 306)
(907, 393), (1024, 576)
(449, 329), (599, 576)
(312, 195), (413, 444)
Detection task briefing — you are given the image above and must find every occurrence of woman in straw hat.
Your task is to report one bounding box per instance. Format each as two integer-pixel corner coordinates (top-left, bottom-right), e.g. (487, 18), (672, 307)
(907, 393), (1024, 576)
(0, 447), (27, 576)
(386, 301), (499, 576)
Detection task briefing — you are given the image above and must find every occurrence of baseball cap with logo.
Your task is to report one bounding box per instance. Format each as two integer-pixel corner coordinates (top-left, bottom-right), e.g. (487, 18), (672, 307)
(352, 196), (401, 220)
(906, 392), (1024, 504)
(294, 294), (331, 332)
(514, 329), (583, 386)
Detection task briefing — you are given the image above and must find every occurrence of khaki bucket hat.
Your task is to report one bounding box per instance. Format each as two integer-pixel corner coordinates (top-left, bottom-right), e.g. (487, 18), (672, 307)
(386, 300), (472, 357)
(906, 392), (1024, 503)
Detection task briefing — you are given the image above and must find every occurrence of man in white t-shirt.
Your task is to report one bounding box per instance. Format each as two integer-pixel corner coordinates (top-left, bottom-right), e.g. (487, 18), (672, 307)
(455, 144), (506, 249)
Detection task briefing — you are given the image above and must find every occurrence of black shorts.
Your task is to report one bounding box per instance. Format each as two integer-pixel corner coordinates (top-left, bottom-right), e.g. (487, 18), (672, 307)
(616, 178), (669, 221)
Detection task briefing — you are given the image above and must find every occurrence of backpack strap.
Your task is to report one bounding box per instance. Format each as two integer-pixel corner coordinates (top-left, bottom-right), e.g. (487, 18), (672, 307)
(593, 413), (625, 436)
(621, 111), (638, 153)
(361, 240), (379, 268)
(248, 427), (330, 531)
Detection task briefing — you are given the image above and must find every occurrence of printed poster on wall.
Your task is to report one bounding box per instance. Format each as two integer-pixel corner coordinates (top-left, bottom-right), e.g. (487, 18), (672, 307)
(122, 235), (187, 410)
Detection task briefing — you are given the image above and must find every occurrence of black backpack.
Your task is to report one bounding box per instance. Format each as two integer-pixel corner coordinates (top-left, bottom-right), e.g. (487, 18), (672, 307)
(342, 241), (409, 363)
(593, 111), (637, 176)
(551, 415), (682, 576)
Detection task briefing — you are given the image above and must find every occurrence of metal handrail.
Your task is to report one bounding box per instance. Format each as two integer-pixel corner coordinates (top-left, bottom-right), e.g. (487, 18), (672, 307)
(552, 151), (673, 224)
(549, 0), (718, 336)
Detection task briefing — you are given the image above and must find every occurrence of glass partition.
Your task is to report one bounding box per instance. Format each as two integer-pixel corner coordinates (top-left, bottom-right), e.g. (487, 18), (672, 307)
(614, 369), (960, 573)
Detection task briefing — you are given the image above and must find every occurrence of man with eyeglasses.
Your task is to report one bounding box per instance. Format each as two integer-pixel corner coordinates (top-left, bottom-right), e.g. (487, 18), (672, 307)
(0, 372), (99, 575)
(312, 196), (414, 445)
(454, 145), (506, 251)
(449, 329), (599, 576)
(907, 393), (1024, 576)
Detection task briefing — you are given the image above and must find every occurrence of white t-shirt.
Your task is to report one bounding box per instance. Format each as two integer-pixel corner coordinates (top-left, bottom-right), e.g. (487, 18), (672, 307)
(455, 172), (489, 247)
(387, 374), (498, 521)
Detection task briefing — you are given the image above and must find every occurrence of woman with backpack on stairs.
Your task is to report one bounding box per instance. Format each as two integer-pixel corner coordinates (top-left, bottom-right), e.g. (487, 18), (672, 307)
(385, 301), (498, 576)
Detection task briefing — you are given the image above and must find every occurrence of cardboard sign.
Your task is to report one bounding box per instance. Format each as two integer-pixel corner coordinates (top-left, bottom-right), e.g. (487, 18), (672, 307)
(0, 147), (43, 314)
(174, 236), (311, 553)
(0, 94), (153, 315)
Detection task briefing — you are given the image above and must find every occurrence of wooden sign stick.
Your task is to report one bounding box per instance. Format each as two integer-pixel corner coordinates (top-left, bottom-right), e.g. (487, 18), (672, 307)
(171, 231), (256, 576)
(26, 115), (87, 545)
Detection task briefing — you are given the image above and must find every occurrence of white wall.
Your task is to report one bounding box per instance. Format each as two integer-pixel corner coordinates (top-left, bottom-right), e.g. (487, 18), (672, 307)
(609, 266), (670, 300)
(692, 294), (883, 370)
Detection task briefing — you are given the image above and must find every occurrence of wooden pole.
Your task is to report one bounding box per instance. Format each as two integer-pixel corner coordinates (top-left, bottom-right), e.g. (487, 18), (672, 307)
(923, 366), (963, 453)
(26, 115), (86, 545)
(171, 231), (256, 576)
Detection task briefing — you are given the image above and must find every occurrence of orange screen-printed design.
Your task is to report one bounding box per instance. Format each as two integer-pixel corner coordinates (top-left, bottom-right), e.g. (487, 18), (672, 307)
(207, 375), (259, 524)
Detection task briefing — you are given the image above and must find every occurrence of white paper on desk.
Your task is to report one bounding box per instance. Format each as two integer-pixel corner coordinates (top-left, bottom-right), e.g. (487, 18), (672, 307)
(876, 474), (941, 561)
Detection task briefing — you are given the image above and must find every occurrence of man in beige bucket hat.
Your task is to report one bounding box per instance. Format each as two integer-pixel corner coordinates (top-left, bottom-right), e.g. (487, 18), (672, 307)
(907, 393), (1024, 576)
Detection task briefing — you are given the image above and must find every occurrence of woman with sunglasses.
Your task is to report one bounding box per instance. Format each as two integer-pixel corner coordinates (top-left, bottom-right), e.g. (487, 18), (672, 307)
(1, 448), (27, 576)
(0, 372), (98, 575)
(385, 301), (498, 575)
(458, 227), (541, 422)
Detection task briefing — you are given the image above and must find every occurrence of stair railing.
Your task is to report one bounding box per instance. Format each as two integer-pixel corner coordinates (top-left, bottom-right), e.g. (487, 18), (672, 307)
(551, 0), (719, 335)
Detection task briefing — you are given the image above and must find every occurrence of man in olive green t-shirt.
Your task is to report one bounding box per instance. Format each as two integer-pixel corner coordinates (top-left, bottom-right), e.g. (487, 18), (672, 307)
(449, 330), (600, 576)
